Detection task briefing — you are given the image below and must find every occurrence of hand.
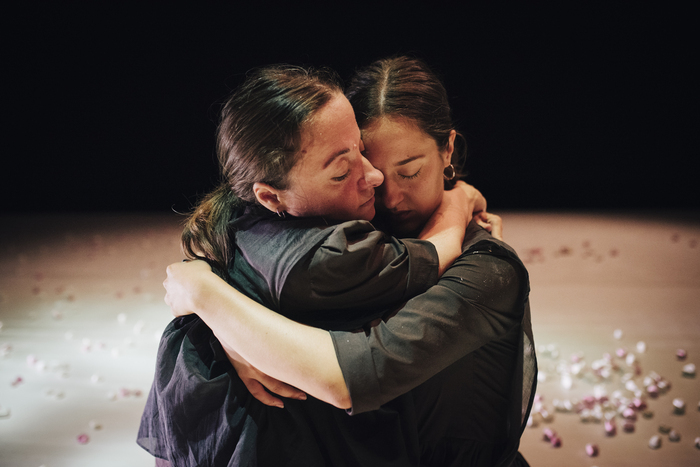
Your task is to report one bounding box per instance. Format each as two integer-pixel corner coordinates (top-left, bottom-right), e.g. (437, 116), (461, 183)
(163, 259), (213, 317)
(454, 181), (487, 215)
(218, 337), (307, 408)
(475, 211), (503, 240)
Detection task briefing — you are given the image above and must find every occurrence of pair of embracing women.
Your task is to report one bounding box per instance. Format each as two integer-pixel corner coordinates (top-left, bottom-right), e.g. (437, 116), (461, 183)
(138, 56), (537, 467)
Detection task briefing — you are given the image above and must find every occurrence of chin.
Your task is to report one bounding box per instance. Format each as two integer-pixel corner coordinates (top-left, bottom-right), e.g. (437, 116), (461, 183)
(391, 220), (422, 237)
(362, 209), (376, 222)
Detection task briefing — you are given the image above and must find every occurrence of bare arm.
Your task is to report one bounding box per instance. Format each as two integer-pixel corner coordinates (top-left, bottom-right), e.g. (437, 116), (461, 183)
(163, 183), (490, 409)
(418, 181), (486, 275)
(164, 260), (351, 409)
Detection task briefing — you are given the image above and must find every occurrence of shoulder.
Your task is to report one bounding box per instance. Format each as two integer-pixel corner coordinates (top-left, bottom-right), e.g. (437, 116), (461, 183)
(440, 223), (530, 310)
(460, 221), (528, 280)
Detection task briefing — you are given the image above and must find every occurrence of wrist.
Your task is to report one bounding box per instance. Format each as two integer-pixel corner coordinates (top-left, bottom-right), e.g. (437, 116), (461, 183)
(187, 270), (217, 315)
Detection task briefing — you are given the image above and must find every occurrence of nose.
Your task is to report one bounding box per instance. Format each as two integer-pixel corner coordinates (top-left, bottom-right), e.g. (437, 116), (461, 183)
(376, 179), (403, 211)
(360, 155), (384, 188)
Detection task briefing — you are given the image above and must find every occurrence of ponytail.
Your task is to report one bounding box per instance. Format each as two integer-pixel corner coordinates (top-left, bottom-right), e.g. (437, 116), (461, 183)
(179, 64), (341, 278)
(181, 183), (242, 278)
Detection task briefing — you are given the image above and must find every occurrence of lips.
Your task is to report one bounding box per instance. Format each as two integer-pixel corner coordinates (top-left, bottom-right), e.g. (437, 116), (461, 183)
(391, 210), (412, 222)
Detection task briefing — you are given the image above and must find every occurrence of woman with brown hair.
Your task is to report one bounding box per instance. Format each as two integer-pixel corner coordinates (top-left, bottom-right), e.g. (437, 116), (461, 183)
(139, 62), (485, 466)
(158, 57), (535, 466)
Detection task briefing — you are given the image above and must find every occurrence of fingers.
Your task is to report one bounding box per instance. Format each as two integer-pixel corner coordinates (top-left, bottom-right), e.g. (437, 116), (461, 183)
(475, 218), (492, 232)
(227, 347), (308, 408)
(261, 379), (307, 402)
(476, 212), (504, 240)
(452, 182), (487, 215)
(240, 375), (307, 408)
(243, 378), (286, 408)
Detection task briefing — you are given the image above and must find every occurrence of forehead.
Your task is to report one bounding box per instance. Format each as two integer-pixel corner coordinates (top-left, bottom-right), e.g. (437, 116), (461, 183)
(362, 117), (437, 165)
(293, 94), (359, 175)
(301, 94), (358, 148)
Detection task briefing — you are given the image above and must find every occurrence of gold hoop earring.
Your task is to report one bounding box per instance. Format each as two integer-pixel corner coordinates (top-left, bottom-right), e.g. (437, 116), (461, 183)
(276, 209), (286, 219)
(443, 164), (456, 181)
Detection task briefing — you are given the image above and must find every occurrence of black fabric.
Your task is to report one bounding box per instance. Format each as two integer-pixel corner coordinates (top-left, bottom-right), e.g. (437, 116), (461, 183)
(138, 206), (439, 466)
(231, 205), (439, 331)
(331, 221), (537, 467)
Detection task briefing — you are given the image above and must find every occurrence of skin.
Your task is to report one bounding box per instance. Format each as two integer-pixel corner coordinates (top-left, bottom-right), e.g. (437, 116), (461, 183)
(253, 93), (470, 275)
(253, 93), (383, 222)
(163, 105), (494, 408)
(366, 116), (460, 235)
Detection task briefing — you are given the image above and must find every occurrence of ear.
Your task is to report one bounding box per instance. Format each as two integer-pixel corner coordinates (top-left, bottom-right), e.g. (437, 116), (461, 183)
(443, 130), (457, 167)
(253, 182), (285, 214)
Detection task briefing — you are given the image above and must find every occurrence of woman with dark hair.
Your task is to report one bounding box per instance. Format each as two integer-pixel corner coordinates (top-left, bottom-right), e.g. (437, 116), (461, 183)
(160, 57), (536, 466)
(138, 63), (484, 466)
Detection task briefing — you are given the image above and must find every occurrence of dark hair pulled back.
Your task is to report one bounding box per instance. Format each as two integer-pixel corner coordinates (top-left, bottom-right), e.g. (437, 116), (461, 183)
(182, 65), (342, 276)
(346, 56), (466, 188)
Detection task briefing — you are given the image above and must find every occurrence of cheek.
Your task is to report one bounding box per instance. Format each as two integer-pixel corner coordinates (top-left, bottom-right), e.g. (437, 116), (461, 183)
(411, 179), (443, 213)
(324, 182), (361, 215)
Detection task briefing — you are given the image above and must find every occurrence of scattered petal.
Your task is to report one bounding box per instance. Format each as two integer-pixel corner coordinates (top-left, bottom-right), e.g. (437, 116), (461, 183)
(682, 363), (695, 377)
(0, 343), (12, 357)
(89, 420), (102, 430)
(585, 443), (599, 457)
(648, 435), (661, 449)
(560, 373), (573, 389)
(604, 420), (617, 436)
(622, 408), (637, 421)
(542, 427), (556, 442)
(672, 398), (685, 415)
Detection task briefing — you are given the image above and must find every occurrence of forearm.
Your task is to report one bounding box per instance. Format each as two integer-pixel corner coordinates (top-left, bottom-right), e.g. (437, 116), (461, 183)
(192, 272), (351, 408)
(335, 252), (524, 413)
(419, 217), (466, 276)
(418, 185), (469, 275)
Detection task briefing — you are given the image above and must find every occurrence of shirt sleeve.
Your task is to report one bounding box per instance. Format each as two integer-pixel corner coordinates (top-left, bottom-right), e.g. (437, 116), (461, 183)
(330, 251), (525, 414)
(279, 220), (439, 331)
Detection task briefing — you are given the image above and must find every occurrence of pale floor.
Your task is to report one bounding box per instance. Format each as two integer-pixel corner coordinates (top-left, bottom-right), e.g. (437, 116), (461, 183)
(0, 211), (698, 466)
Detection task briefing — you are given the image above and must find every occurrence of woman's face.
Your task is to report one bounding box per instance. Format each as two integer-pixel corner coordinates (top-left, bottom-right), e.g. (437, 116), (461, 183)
(281, 94), (384, 221)
(362, 117), (455, 236)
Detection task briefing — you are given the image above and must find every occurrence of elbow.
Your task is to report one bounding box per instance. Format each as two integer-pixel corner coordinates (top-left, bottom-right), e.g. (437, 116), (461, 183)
(331, 394), (352, 410)
(325, 383), (351, 410)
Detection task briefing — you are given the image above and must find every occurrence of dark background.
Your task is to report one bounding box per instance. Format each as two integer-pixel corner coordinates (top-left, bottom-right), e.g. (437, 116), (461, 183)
(5, 2), (697, 214)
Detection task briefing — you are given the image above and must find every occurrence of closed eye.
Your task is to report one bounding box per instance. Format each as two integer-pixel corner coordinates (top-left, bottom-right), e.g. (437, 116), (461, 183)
(332, 171), (350, 182)
(399, 167), (422, 180)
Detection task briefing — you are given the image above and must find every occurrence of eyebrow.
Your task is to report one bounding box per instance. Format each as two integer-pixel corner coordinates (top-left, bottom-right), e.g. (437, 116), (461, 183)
(394, 155), (425, 167)
(322, 147), (351, 169)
